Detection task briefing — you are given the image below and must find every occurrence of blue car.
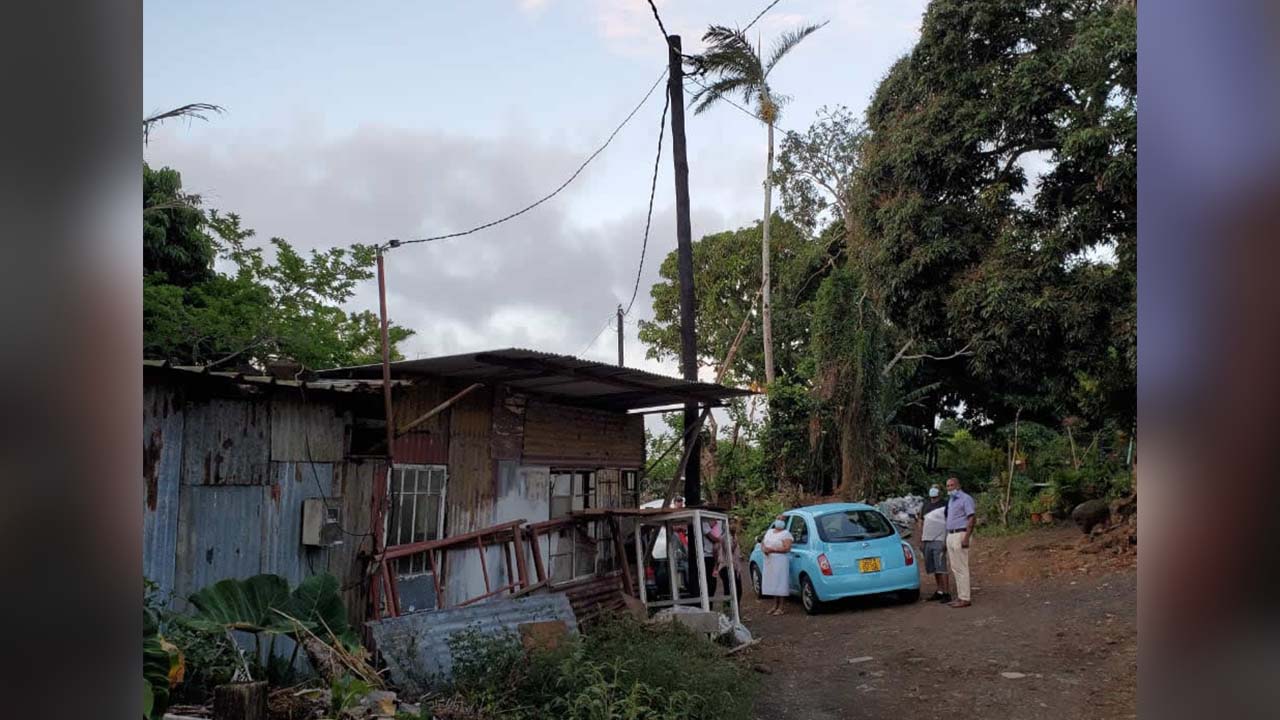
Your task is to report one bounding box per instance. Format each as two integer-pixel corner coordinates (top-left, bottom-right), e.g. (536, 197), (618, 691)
(748, 503), (921, 614)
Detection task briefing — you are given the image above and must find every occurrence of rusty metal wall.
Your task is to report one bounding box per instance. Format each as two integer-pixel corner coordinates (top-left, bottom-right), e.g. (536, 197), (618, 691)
(445, 385), (495, 535)
(146, 373), (373, 619)
(521, 400), (645, 466)
(368, 593), (579, 694)
(174, 484), (264, 609)
(330, 460), (380, 624)
(270, 398), (348, 462)
(143, 382), (184, 599)
(391, 383), (449, 464)
(182, 397), (271, 485)
(263, 462), (336, 587)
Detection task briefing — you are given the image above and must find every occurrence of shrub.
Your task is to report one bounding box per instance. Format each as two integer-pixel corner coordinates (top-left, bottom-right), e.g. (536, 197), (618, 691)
(441, 613), (756, 720)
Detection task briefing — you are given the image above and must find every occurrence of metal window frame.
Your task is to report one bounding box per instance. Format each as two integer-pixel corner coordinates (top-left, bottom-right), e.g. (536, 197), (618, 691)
(389, 463), (448, 577)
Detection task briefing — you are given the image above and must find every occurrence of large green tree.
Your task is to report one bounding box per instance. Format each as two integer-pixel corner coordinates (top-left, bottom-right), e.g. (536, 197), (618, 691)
(143, 165), (413, 370)
(850, 0), (1136, 427)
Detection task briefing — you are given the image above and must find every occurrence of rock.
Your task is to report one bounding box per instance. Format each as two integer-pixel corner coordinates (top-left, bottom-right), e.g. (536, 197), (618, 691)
(848, 656), (874, 664)
(1001, 672), (1027, 679)
(358, 690), (398, 717)
(1072, 499), (1111, 535)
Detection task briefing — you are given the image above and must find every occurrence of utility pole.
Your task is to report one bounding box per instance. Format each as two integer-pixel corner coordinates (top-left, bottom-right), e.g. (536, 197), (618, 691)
(616, 304), (625, 366)
(669, 34), (701, 506)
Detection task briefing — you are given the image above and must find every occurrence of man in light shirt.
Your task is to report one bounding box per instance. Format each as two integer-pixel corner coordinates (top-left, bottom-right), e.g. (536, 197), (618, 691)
(945, 476), (977, 608)
(917, 484), (951, 602)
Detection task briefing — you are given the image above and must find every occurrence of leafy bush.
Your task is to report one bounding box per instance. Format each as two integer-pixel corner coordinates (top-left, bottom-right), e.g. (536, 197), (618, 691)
(441, 614), (756, 720)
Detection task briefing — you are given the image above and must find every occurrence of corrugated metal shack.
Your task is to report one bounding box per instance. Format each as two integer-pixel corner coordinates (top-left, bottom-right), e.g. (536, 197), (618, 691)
(144, 349), (749, 625)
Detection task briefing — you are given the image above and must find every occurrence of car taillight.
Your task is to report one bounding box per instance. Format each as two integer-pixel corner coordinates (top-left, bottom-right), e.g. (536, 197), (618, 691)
(817, 553), (833, 576)
(902, 544), (915, 566)
(645, 566), (655, 582)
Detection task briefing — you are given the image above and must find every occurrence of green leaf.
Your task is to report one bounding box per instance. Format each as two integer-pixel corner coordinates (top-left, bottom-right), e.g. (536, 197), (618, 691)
(288, 573), (357, 647)
(186, 574), (299, 635)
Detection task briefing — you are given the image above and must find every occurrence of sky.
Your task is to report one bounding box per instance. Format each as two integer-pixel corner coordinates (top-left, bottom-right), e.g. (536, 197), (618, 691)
(143, 0), (930, 385)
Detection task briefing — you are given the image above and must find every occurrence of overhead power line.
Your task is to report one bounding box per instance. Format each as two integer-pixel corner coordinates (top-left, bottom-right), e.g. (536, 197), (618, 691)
(389, 68), (668, 249)
(743, 0), (784, 32)
(624, 82), (671, 317)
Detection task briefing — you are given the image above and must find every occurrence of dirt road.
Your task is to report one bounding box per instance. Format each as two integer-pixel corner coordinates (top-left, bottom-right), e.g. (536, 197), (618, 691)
(741, 526), (1136, 720)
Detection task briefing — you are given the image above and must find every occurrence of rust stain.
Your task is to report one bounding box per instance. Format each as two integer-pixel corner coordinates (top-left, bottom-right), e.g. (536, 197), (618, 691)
(143, 428), (163, 511)
(270, 483), (282, 503)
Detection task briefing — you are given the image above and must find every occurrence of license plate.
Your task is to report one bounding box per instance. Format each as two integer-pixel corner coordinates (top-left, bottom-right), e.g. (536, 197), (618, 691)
(858, 557), (882, 573)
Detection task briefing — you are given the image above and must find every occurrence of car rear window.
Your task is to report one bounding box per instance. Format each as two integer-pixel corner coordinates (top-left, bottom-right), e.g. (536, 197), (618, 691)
(816, 510), (895, 542)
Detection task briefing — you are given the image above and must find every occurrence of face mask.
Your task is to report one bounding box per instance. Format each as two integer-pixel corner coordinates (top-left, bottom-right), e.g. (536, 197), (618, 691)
(773, 520), (786, 530)
(947, 489), (958, 497)
(928, 488), (940, 498)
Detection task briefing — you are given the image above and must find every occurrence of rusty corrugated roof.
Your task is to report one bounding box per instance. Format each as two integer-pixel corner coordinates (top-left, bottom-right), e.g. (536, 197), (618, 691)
(315, 348), (754, 412)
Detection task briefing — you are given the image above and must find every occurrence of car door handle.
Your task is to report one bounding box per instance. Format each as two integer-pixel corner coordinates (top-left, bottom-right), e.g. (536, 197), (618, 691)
(790, 552), (800, 557)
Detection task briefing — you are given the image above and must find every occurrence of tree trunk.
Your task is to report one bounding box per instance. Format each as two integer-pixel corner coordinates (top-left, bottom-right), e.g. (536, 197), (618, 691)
(761, 119), (776, 386)
(213, 681), (267, 720)
(1002, 410), (1021, 527)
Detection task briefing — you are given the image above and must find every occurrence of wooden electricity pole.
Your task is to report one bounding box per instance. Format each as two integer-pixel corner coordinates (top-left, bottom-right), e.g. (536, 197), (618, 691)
(669, 34), (701, 506)
(616, 304), (625, 366)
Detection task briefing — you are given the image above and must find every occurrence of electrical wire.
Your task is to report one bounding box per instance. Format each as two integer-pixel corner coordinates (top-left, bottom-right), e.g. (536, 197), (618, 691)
(623, 83), (670, 317)
(388, 68), (668, 250)
(743, 0), (784, 32)
(645, 0), (701, 63)
(578, 314), (616, 357)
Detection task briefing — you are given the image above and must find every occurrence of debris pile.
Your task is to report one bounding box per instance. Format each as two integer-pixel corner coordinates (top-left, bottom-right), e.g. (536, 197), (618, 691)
(877, 494), (924, 537)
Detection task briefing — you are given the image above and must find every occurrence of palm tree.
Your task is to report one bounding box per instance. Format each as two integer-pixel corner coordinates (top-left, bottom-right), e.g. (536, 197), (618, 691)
(690, 22), (825, 385)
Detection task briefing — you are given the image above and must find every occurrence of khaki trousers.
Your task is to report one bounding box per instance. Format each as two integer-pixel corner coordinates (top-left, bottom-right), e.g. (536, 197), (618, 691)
(946, 532), (972, 601)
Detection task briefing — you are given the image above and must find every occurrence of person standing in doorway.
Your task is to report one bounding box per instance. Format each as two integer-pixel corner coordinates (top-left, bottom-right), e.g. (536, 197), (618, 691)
(918, 484), (951, 602)
(944, 477), (977, 608)
(760, 514), (793, 616)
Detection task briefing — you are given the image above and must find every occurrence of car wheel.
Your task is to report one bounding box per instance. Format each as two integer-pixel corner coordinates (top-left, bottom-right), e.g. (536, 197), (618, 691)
(750, 563), (763, 600)
(800, 575), (823, 615)
(898, 587), (921, 604)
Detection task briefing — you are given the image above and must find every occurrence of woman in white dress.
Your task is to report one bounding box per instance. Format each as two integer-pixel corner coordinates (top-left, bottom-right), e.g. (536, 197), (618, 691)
(761, 514), (794, 616)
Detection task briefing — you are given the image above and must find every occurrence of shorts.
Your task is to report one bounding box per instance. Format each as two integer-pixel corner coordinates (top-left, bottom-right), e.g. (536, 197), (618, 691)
(922, 540), (947, 575)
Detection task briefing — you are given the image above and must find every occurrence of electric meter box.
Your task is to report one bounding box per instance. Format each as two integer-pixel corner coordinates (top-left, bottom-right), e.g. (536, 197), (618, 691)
(301, 498), (344, 547)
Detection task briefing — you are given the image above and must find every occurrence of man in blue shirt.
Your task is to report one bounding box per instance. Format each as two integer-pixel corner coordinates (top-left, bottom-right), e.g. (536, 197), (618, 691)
(944, 476), (977, 608)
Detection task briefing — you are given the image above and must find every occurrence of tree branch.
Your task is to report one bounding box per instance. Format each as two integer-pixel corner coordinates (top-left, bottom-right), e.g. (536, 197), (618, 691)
(900, 343), (973, 362)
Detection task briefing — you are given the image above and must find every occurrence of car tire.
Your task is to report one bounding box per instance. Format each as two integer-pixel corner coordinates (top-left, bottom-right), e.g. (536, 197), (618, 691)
(899, 587), (921, 604)
(800, 575), (824, 615)
(750, 563), (764, 600)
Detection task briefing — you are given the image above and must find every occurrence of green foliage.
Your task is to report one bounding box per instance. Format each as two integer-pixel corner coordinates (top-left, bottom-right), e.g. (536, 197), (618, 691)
(144, 163), (216, 288)
(143, 607), (181, 720)
(775, 105), (865, 239)
(638, 217), (831, 386)
(937, 429), (1001, 488)
(851, 0), (1136, 426)
(440, 614), (756, 720)
(142, 165), (413, 370)
(330, 675), (375, 716)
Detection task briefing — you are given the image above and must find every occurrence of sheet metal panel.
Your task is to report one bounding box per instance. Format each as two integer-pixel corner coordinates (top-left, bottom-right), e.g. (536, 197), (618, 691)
(368, 593), (578, 694)
(391, 384), (450, 465)
(143, 382), (184, 600)
(182, 397), (271, 485)
(269, 398), (348, 462)
(329, 460), (380, 624)
(174, 485), (264, 609)
(522, 400), (644, 466)
(445, 386), (495, 535)
(263, 462), (336, 587)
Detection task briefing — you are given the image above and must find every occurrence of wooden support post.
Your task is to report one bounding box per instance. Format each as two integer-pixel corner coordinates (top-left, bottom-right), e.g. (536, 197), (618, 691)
(530, 527), (547, 584)
(213, 681), (267, 720)
(610, 515), (635, 596)
(514, 526), (530, 589)
(477, 538), (491, 593)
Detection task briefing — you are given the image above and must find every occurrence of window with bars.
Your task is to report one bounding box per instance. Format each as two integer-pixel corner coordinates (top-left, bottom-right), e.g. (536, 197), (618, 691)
(622, 470), (639, 508)
(387, 464), (447, 576)
(549, 470), (595, 519)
